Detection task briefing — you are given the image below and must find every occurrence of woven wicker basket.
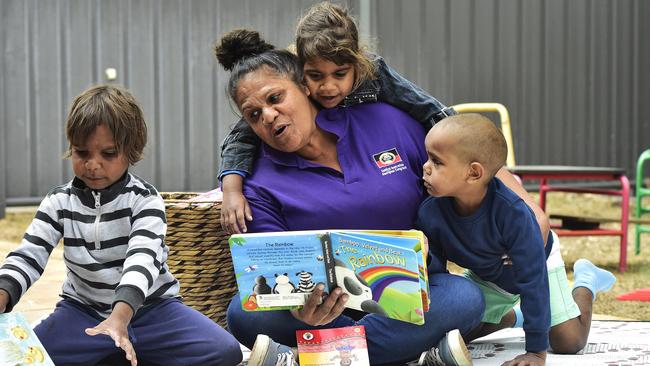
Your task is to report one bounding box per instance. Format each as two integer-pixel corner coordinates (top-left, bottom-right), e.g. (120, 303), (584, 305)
(161, 192), (236, 329)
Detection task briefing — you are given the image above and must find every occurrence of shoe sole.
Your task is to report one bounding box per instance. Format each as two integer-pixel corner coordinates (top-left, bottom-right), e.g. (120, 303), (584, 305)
(248, 334), (271, 366)
(417, 351), (427, 365)
(447, 329), (473, 366)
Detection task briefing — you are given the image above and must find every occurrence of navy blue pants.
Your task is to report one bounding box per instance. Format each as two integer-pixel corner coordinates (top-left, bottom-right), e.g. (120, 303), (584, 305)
(35, 298), (242, 366)
(227, 273), (485, 365)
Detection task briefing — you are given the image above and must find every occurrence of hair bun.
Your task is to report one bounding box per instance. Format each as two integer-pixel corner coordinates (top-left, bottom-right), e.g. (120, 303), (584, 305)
(214, 29), (275, 71)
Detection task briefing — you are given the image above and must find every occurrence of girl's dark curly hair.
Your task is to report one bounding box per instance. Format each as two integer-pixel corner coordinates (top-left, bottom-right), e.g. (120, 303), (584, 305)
(296, 2), (376, 91)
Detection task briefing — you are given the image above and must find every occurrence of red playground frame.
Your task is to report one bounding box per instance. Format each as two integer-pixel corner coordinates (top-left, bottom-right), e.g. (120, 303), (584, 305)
(510, 165), (630, 272)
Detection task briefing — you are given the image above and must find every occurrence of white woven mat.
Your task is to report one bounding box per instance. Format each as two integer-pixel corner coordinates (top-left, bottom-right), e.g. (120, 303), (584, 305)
(471, 320), (650, 365)
(238, 321), (650, 365)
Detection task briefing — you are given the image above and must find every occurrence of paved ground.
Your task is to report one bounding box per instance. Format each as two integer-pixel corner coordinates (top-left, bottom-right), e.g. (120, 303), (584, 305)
(0, 239), (66, 324)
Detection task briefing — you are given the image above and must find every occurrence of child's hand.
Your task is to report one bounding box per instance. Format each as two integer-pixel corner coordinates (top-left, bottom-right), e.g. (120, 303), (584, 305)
(85, 302), (137, 366)
(221, 190), (252, 234)
(0, 289), (10, 313)
(501, 351), (546, 366)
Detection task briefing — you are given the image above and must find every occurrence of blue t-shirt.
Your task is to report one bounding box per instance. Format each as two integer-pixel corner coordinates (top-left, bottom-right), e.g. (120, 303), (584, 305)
(243, 102), (427, 232)
(416, 178), (552, 352)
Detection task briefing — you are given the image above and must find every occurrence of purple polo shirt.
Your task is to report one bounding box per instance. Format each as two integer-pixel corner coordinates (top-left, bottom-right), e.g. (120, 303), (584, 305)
(243, 102), (427, 233)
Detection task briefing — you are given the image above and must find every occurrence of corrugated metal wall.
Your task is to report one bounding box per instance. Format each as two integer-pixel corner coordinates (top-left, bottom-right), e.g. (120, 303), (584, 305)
(1, 0), (649, 210)
(372, 0), (650, 173)
(0, 0), (349, 205)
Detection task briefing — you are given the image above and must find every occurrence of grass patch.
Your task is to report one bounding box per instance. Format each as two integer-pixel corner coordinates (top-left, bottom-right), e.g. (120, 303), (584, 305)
(0, 210), (34, 243)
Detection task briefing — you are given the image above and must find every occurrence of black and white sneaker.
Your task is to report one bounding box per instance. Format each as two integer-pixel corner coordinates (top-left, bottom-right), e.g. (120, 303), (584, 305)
(247, 334), (298, 366)
(416, 329), (472, 366)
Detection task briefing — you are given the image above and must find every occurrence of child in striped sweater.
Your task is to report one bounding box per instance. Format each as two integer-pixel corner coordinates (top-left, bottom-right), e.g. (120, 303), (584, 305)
(0, 85), (242, 366)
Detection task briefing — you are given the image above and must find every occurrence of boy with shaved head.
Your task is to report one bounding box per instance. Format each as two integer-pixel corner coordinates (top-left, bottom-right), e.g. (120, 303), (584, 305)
(415, 113), (616, 366)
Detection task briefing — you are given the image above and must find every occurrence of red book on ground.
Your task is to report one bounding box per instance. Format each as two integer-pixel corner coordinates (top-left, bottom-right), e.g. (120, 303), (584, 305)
(296, 326), (370, 366)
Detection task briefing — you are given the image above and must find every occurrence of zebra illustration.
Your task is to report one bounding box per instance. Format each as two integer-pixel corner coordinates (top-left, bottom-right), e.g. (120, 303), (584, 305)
(296, 271), (316, 293)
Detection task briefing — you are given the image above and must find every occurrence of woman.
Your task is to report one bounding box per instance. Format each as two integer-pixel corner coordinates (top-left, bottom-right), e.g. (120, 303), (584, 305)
(216, 29), (484, 366)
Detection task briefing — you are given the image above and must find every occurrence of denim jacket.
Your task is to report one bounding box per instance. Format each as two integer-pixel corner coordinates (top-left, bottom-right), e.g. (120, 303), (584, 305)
(218, 55), (456, 178)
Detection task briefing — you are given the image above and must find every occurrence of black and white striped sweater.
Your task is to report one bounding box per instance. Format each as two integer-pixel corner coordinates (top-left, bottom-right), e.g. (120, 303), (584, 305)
(0, 173), (179, 318)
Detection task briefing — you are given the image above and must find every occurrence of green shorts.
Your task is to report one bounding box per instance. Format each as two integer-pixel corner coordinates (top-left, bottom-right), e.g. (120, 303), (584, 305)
(464, 234), (581, 326)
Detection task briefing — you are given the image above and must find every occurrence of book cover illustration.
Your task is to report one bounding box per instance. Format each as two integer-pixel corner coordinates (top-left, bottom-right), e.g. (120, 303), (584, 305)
(296, 326), (369, 366)
(229, 230), (428, 324)
(328, 232), (425, 325)
(229, 231), (333, 311)
(0, 312), (54, 366)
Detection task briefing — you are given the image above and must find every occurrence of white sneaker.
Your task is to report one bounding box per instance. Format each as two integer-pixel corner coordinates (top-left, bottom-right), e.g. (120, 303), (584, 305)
(247, 334), (298, 366)
(417, 329), (472, 366)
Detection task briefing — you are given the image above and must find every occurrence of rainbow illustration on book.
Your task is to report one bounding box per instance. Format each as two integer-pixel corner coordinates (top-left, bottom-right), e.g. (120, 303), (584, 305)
(358, 266), (419, 302)
(329, 231), (427, 324)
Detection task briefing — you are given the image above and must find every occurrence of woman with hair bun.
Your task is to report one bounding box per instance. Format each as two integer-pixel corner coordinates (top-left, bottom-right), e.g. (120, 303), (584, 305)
(215, 29), (483, 366)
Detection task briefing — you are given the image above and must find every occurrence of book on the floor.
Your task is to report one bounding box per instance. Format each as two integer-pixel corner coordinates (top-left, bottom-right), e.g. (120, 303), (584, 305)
(296, 326), (370, 366)
(0, 312), (55, 366)
(229, 230), (429, 325)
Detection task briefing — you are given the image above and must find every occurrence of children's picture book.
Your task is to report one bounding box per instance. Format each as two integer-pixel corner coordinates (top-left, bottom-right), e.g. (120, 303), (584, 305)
(0, 312), (55, 366)
(229, 230), (429, 325)
(296, 326), (370, 366)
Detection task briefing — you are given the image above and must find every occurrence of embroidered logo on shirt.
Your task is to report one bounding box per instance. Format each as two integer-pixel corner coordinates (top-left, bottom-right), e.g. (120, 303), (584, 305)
(373, 148), (407, 176)
(373, 148), (402, 168)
